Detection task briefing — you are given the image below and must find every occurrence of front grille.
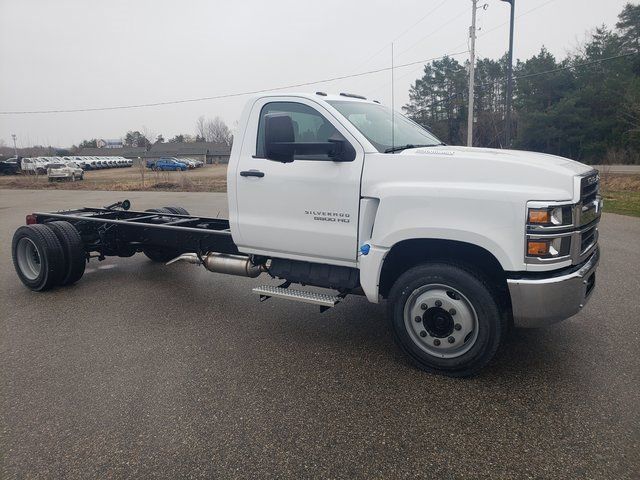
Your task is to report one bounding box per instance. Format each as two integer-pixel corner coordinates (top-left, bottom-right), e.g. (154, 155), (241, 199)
(581, 172), (600, 204)
(581, 225), (598, 254)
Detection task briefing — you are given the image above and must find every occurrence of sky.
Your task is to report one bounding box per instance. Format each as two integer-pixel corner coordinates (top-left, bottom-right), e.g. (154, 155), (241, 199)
(0, 0), (633, 148)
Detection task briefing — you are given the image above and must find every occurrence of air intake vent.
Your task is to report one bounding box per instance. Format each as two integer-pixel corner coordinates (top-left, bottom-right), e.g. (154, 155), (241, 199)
(580, 172), (599, 204)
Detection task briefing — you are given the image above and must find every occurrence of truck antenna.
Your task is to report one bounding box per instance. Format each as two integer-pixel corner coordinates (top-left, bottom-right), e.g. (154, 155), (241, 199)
(391, 42), (395, 153)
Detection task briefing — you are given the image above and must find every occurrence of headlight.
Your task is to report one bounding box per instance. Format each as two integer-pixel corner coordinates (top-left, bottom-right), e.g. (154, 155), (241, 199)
(527, 238), (563, 257)
(527, 206), (571, 227)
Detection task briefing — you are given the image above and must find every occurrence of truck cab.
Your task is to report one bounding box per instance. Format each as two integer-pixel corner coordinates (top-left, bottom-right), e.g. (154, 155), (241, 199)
(227, 92), (601, 374)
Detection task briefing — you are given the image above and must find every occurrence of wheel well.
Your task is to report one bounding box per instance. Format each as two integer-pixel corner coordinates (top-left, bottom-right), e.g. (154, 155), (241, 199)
(378, 239), (508, 300)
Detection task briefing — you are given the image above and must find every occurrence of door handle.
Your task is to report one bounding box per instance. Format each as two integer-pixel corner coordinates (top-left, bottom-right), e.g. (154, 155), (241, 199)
(240, 170), (265, 178)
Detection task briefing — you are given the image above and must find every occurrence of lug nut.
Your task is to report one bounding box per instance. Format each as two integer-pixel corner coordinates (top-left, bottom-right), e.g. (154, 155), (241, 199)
(448, 336), (455, 344)
(454, 323), (462, 331)
(435, 300), (442, 307)
(449, 308), (456, 316)
(415, 316), (422, 323)
(434, 339), (441, 346)
(420, 331), (427, 337)
(420, 303), (428, 310)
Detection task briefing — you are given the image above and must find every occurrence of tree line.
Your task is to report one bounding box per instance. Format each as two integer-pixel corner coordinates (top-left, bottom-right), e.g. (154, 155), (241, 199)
(403, 3), (640, 164)
(77, 115), (233, 150)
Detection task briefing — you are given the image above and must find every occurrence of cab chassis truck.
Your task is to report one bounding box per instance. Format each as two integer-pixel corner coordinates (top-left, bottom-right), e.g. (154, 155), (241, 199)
(11, 92), (602, 377)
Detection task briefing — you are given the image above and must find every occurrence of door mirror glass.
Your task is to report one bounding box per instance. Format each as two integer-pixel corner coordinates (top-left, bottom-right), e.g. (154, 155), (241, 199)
(264, 113), (295, 163)
(259, 102), (356, 162)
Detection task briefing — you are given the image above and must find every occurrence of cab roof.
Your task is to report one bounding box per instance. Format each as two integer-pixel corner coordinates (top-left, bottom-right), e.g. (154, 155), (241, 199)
(257, 91), (381, 105)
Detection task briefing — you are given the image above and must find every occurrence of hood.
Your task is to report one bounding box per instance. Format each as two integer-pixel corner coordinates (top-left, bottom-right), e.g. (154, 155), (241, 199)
(362, 145), (596, 203)
(403, 145), (593, 177)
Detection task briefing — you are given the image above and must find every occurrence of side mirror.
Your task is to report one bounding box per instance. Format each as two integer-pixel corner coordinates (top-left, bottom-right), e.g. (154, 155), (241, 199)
(264, 113), (356, 163)
(265, 113), (295, 163)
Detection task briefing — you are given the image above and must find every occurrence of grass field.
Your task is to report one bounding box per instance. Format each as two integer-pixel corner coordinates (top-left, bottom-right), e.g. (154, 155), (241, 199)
(2, 165), (639, 217)
(600, 173), (640, 217)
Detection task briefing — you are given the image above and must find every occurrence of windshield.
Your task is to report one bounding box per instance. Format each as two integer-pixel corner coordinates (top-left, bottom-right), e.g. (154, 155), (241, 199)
(327, 100), (442, 153)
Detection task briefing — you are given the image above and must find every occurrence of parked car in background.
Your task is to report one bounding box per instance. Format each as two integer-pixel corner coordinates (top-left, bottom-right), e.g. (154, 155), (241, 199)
(47, 162), (84, 182)
(34, 157), (52, 174)
(0, 158), (20, 175)
(149, 158), (188, 171)
(180, 158), (198, 169)
(21, 157), (36, 174)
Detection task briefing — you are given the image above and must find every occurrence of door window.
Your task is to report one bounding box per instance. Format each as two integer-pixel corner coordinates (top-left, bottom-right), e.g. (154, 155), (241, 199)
(255, 102), (344, 160)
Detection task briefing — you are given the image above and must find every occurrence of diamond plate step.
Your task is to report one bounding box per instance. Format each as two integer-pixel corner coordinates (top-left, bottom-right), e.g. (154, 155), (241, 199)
(252, 285), (341, 308)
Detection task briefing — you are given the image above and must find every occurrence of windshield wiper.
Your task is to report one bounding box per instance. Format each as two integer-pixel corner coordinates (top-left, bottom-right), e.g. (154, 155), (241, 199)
(384, 143), (446, 153)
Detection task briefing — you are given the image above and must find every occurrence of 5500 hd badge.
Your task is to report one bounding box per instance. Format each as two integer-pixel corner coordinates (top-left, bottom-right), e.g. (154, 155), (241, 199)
(305, 210), (351, 223)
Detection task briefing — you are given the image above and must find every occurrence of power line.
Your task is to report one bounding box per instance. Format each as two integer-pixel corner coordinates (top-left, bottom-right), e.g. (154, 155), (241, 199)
(478, 0), (557, 40)
(446, 0), (559, 58)
(396, 7), (470, 59)
(0, 51), (470, 115)
(331, 0), (452, 76)
(392, 0), (449, 43)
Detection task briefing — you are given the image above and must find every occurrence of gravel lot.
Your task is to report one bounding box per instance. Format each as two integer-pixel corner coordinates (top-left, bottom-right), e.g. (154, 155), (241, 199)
(1, 190), (638, 479)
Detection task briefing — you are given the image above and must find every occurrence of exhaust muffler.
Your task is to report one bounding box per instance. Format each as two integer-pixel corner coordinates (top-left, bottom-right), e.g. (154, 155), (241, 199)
(167, 252), (264, 278)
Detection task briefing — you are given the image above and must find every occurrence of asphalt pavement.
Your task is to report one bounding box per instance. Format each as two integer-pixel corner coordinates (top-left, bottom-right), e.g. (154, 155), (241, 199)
(1, 189), (638, 479)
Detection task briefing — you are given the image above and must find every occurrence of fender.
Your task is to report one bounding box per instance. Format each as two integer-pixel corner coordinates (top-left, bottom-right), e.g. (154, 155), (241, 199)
(357, 184), (532, 303)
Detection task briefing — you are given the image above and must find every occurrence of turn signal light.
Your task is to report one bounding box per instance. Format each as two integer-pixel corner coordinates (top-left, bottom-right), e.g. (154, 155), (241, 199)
(26, 214), (37, 225)
(527, 240), (550, 256)
(528, 209), (551, 224)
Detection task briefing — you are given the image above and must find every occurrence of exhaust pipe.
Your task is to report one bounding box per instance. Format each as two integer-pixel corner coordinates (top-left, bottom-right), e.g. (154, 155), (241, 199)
(167, 252), (264, 278)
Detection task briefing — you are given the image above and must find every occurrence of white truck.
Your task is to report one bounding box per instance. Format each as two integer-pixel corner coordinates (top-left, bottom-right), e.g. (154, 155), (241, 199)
(10, 92), (601, 376)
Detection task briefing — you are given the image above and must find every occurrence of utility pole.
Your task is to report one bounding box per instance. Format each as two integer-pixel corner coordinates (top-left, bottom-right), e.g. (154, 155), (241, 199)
(11, 134), (17, 158)
(502, 0), (515, 147)
(467, 0), (478, 147)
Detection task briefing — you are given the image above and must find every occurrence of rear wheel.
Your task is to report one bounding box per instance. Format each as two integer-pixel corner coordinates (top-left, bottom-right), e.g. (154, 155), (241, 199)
(162, 206), (190, 215)
(388, 263), (506, 377)
(142, 208), (182, 262)
(46, 221), (86, 286)
(12, 224), (65, 291)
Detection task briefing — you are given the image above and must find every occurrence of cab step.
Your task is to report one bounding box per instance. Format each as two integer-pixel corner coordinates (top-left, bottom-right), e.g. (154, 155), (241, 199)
(252, 285), (342, 311)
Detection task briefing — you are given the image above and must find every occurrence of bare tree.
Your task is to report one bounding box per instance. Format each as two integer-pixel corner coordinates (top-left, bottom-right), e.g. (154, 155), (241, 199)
(195, 116), (207, 141)
(142, 126), (155, 148)
(206, 116), (232, 146)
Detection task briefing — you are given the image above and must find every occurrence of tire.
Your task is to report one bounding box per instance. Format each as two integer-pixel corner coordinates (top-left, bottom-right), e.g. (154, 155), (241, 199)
(142, 208), (181, 262)
(12, 224), (66, 291)
(162, 206), (189, 215)
(46, 221), (86, 286)
(387, 263), (506, 377)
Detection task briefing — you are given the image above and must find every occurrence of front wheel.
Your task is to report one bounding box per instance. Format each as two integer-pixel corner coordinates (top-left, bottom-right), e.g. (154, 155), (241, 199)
(387, 263), (506, 377)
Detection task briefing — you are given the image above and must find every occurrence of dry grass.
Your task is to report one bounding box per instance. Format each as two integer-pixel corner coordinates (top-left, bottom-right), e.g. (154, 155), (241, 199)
(0, 164), (229, 193)
(600, 174), (640, 217)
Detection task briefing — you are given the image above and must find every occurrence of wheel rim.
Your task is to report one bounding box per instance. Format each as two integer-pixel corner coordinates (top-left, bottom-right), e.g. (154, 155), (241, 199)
(403, 283), (479, 359)
(16, 237), (42, 281)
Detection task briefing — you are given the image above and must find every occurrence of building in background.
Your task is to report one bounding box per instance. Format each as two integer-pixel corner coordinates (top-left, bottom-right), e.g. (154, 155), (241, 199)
(145, 142), (230, 165)
(77, 142), (231, 165)
(96, 139), (123, 149)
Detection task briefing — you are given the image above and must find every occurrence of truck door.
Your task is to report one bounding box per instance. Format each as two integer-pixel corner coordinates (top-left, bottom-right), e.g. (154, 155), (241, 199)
(233, 98), (364, 266)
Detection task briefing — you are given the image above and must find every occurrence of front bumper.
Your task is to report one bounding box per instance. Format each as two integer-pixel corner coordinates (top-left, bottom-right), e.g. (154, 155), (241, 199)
(507, 247), (600, 328)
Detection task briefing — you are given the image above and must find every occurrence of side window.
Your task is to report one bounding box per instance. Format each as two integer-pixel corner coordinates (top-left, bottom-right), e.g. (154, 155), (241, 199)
(256, 101), (343, 160)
